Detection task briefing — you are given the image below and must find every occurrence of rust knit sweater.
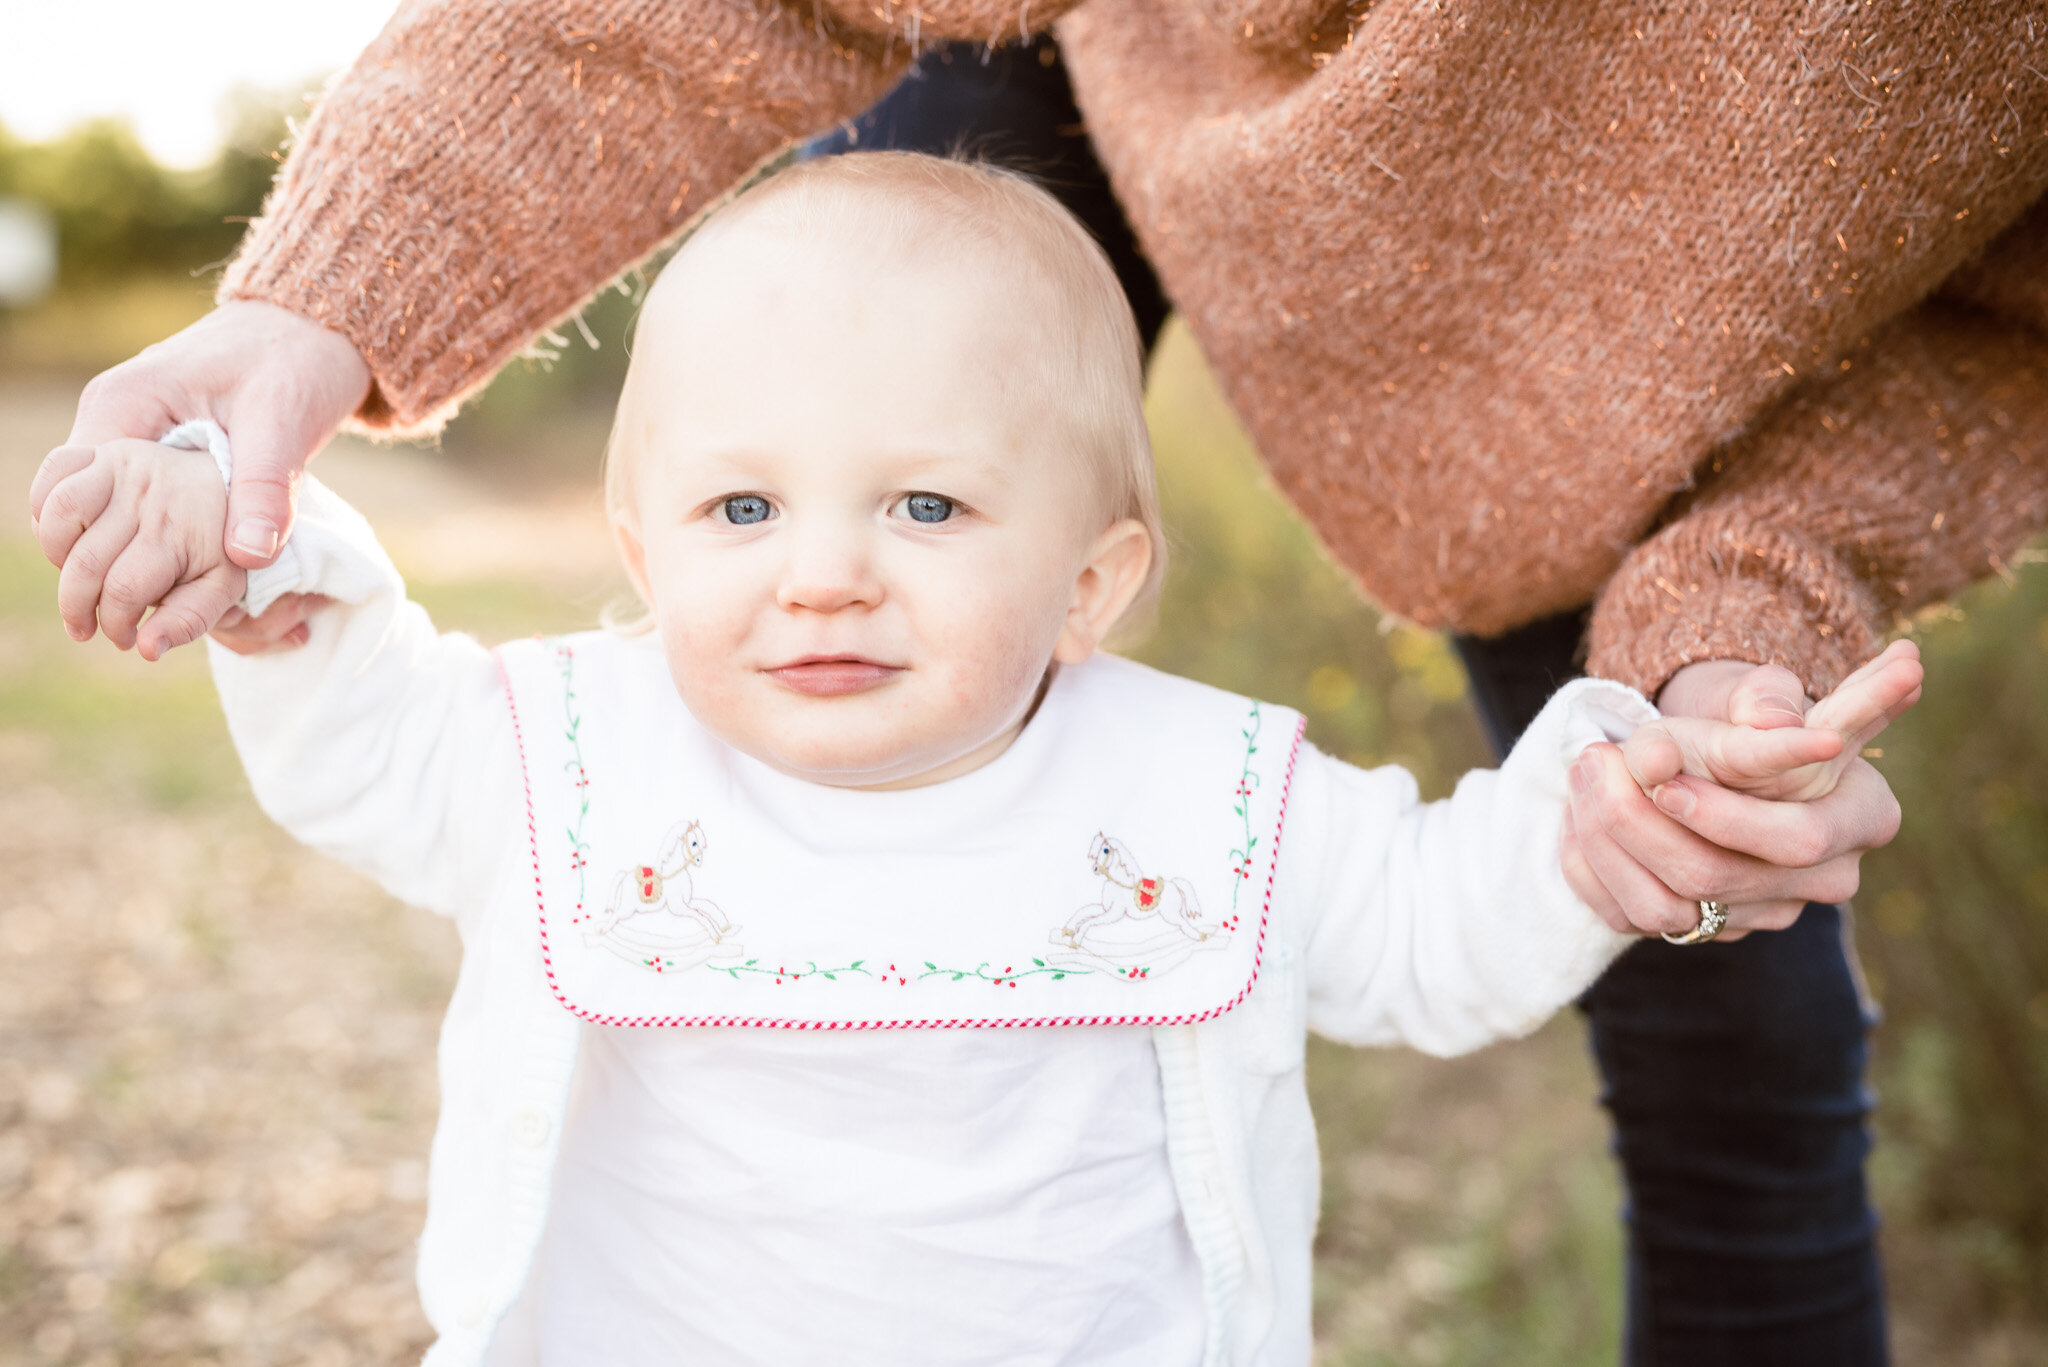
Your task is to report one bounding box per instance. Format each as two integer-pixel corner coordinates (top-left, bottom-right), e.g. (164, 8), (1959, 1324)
(219, 0), (2048, 697)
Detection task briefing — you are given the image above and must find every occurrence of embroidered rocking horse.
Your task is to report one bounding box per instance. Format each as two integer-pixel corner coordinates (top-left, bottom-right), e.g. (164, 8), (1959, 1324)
(1050, 832), (1229, 979)
(590, 820), (746, 974)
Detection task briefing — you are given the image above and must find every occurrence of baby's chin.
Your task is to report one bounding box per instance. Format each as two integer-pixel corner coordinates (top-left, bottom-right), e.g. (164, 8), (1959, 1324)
(703, 699), (1026, 790)
(741, 729), (988, 790)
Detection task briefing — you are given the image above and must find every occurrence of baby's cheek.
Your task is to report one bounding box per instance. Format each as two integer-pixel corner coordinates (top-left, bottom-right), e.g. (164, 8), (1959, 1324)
(941, 606), (1061, 721)
(657, 615), (746, 720)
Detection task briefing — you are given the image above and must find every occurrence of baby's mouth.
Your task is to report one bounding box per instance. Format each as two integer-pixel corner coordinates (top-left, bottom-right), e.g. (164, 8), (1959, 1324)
(765, 657), (903, 696)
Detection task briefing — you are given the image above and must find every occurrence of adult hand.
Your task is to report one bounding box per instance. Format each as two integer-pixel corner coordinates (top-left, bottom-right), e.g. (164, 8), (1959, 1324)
(1560, 652), (1910, 940)
(28, 300), (370, 645)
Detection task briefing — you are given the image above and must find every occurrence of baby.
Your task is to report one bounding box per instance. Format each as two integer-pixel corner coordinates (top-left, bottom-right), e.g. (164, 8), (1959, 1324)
(36, 154), (1919, 1366)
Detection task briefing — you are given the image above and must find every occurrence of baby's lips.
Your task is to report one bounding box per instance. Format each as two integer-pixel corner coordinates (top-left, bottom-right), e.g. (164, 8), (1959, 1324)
(764, 658), (903, 696)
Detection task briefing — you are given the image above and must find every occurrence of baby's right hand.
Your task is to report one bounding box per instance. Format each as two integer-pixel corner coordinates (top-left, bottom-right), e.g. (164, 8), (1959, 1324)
(32, 438), (247, 661)
(1623, 640), (1925, 804)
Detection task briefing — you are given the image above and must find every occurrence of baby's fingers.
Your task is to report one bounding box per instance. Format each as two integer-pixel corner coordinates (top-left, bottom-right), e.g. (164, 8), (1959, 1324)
(33, 461), (115, 569)
(208, 594), (327, 656)
(29, 444), (96, 525)
(53, 497), (140, 643)
(137, 565), (246, 662)
(98, 538), (191, 652)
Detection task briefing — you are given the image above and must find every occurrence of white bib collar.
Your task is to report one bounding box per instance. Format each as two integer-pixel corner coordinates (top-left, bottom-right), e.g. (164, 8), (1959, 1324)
(496, 634), (1304, 1030)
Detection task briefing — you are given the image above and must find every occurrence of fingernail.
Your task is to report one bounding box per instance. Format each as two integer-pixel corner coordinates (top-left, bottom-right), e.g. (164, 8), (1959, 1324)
(231, 517), (279, 558)
(1759, 693), (1805, 721)
(1653, 783), (1696, 818)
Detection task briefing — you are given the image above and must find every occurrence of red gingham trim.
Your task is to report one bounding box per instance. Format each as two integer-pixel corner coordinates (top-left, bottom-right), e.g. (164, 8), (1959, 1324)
(496, 646), (1305, 1031)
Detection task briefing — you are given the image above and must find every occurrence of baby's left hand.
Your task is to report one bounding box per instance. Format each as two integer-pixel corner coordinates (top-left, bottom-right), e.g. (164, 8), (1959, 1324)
(1623, 639), (1924, 804)
(33, 438), (247, 661)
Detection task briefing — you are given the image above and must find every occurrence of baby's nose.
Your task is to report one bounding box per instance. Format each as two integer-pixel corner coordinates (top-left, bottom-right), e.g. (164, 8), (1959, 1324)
(775, 526), (883, 612)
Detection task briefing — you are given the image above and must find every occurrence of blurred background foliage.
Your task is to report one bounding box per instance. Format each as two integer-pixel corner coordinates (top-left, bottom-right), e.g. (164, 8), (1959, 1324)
(1, 99), (2044, 1365)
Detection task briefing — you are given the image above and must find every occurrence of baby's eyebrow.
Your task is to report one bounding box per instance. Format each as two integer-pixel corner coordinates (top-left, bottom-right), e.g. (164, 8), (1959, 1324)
(881, 446), (1019, 489)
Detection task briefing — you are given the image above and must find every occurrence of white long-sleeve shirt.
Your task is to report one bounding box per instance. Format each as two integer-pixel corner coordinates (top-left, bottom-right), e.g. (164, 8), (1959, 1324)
(207, 478), (1652, 1367)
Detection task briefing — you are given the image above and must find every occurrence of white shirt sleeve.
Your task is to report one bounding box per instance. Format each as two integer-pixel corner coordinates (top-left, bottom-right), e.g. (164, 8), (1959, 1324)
(1297, 678), (1657, 1057)
(206, 475), (517, 927)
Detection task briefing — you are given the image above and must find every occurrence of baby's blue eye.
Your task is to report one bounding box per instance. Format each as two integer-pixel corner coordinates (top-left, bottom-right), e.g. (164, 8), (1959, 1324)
(722, 495), (773, 525)
(902, 494), (954, 524)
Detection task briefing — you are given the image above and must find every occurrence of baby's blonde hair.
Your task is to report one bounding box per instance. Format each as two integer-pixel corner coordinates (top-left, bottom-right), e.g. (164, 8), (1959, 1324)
(602, 150), (1165, 637)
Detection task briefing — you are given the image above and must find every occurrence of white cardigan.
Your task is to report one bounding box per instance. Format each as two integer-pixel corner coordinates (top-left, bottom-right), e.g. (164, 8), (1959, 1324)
(206, 480), (1652, 1367)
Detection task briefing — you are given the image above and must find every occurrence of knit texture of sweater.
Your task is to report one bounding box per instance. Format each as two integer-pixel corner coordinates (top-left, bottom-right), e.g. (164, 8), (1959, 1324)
(218, 0), (2048, 697)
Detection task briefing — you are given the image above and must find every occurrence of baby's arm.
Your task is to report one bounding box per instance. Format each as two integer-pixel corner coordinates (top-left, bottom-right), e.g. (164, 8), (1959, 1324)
(36, 430), (512, 924)
(1296, 679), (1655, 1057)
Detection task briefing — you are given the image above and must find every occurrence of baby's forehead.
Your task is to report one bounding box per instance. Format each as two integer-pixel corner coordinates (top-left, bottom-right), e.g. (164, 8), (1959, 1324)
(646, 199), (1046, 335)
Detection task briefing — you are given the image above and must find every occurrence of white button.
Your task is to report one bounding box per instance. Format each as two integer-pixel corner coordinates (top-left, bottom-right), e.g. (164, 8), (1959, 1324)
(508, 1108), (551, 1148)
(460, 1292), (492, 1328)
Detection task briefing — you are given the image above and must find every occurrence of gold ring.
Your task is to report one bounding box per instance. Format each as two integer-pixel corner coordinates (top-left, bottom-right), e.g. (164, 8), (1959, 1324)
(1662, 899), (1729, 946)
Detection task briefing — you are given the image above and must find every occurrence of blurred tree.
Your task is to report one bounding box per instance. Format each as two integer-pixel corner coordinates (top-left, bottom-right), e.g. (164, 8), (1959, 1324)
(1862, 567), (2048, 1322)
(0, 96), (289, 292)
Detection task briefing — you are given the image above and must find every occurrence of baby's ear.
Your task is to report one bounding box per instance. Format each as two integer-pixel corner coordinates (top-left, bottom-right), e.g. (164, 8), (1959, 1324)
(1054, 519), (1152, 665)
(611, 516), (653, 604)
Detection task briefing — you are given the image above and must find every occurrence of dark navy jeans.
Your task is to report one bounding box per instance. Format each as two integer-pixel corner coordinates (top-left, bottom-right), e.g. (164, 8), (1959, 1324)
(1458, 611), (1886, 1364)
(806, 39), (1888, 1364)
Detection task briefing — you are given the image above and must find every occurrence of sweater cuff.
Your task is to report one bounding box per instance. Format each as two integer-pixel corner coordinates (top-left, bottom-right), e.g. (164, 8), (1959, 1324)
(1584, 513), (1883, 701)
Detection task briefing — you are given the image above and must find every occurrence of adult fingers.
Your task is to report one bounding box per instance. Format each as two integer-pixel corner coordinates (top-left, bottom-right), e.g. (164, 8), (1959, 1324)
(1572, 762), (1816, 936)
(220, 407), (309, 568)
(1629, 716), (1841, 789)
(1805, 641), (1925, 748)
(32, 461), (115, 569)
(1621, 725), (1684, 790)
(53, 498), (142, 643)
(1559, 810), (1635, 934)
(136, 565), (246, 662)
(1729, 898), (1811, 933)
(1723, 663), (1813, 729)
(1576, 743), (1858, 904)
(1569, 763), (1705, 936)
(65, 361), (187, 451)
(29, 445), (97, 526)
(1640, 758), (1901, 873)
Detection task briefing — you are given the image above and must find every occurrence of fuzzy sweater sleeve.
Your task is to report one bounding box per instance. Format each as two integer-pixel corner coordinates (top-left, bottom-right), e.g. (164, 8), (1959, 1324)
(218, 0), (1077, 430)
(1587, 200), (2048, 699)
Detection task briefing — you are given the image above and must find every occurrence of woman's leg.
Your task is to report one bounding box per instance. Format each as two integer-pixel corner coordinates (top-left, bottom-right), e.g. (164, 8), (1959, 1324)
(1455, 613), (1888, 1366)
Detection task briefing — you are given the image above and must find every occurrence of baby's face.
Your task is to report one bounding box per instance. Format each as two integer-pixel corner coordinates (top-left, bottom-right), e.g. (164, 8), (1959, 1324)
(614, 226), (1141, 789)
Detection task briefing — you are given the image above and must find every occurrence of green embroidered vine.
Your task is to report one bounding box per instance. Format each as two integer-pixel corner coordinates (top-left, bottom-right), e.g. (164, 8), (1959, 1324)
(913, 957), (1115, 988)
(553, 640), (593, 919)
(708, 959), (875, 984)
(1227, 701), (1263, 913)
